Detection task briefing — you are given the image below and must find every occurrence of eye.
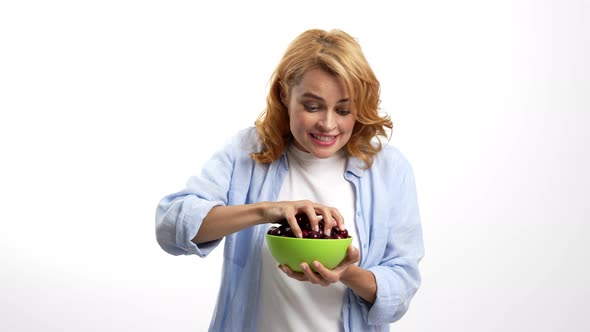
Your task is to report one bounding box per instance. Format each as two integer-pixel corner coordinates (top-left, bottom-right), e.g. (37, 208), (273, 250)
(303, 103), (320, 112)
(336, 109), (351, 116)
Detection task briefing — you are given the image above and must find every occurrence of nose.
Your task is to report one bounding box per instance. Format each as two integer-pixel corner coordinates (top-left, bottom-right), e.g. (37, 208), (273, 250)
(317, 110), (336, 132)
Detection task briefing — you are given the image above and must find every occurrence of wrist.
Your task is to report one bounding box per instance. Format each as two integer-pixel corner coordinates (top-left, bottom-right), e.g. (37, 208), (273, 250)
(253, 201), (273, 225)
(258, 201), (283, 224)
(340, 264), (359, 284)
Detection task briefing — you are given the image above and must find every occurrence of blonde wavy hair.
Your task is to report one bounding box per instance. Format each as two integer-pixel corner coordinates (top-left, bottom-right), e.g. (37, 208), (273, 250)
(250, 29), (392, 168)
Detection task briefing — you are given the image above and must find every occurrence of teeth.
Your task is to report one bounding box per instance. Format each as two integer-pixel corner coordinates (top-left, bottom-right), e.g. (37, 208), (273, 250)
(312, 134), (335, 142)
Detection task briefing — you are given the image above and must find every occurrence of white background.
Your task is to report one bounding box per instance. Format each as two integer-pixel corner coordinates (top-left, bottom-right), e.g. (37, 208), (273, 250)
(1, 1), (589, 331)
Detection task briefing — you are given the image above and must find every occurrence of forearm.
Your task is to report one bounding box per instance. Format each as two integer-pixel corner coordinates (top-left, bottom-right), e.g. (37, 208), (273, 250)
(340, 265), (377, 304)
(192, 202), (270, 244)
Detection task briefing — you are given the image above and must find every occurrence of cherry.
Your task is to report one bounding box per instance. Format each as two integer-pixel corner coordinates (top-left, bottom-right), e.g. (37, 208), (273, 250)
(267, 213), (351, 239)
(340, 229), (349, 238)
(308, 230), (322, 239)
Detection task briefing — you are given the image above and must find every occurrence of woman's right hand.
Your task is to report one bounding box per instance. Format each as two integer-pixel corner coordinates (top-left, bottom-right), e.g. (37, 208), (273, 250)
(193, 200), (345, 244)
(262, 200), (345, 238)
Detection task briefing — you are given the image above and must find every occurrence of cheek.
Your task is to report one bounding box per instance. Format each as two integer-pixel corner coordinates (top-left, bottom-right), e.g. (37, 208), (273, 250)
(290, 112), (310, 132)
(289, 116), (303, 137)
(340, 118), (355, 132)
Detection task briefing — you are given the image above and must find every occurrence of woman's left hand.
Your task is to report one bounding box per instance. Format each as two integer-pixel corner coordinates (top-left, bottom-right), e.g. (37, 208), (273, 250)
(279, 245), (360, 286)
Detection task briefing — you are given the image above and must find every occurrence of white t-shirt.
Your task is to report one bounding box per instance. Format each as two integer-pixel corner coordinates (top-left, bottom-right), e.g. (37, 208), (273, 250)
(257, 145), (360, 332)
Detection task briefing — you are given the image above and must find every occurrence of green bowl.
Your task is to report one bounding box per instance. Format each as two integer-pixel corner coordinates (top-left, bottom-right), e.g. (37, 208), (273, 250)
(265, 234), (352, 272)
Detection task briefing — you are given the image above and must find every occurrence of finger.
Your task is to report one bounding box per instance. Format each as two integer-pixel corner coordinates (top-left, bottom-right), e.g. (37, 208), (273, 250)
(330, 208), (345, 231)
(301, 204), (320, 232)
(348, 245), (360, 262)
(320, 208), (335, 237)
(341, 246), (360, 265)
(279, 265), (307, 281)
(311, 261), (339, 283)
(300, 263), (330, 286)
(312, 206), (333, 237)
(333, 246), (361, 271)
(285, 214), (302, 238)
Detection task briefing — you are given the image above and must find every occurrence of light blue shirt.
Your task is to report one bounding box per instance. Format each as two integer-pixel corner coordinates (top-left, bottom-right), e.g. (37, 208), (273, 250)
(155, 127), (424, 332)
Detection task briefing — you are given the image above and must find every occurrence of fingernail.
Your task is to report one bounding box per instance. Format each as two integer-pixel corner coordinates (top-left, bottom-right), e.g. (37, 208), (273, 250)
(314, 225), (319, 232)
(300, 263), (306, 271)
(297, 232), (303, 238)
(313, 261), (319, 268)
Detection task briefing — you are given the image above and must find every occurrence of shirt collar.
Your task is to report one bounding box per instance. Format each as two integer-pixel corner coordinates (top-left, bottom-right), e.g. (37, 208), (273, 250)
(345, 156), (365, 178)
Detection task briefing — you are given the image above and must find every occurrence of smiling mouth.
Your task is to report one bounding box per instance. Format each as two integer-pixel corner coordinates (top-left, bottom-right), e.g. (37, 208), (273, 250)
(311, 134), (337, 142)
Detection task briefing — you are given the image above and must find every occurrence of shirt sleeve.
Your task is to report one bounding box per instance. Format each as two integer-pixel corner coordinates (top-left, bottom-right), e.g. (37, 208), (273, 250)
(155, 135), (238, 257)
(366, 159), (424, 324)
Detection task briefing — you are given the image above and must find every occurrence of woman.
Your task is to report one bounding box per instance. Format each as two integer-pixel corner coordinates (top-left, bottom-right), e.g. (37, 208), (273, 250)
(156, 29), (424, 331)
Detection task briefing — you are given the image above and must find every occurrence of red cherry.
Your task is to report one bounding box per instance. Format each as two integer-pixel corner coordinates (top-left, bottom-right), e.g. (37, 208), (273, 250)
(309, 230), (321, 239)
(269, 214), (352, 239)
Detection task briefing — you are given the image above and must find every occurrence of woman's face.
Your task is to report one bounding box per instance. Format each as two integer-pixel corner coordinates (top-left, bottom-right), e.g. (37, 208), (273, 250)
(286, 68), (355, 158)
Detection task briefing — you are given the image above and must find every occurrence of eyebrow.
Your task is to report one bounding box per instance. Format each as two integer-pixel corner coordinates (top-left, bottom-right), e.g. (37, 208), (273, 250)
(301, 92), (349, 104)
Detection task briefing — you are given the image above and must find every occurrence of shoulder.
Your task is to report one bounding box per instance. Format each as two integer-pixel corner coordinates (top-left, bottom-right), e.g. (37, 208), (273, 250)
(221, 126), (263, 155)
(371, 144), (413, 176)
(228, 126), (259, 145)
(365, 144), (418, 199)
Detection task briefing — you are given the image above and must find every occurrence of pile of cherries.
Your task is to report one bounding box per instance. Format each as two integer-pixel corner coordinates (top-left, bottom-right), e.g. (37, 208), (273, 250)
(267, 213), (350, 239)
